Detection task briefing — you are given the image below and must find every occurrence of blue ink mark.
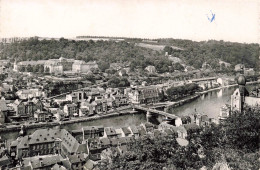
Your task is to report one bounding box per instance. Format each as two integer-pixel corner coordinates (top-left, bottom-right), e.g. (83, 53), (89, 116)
(207, 10), (215, 23)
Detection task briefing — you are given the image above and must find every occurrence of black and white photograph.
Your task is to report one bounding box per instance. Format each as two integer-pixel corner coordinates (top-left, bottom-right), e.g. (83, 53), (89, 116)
(0, 0), (259, 169)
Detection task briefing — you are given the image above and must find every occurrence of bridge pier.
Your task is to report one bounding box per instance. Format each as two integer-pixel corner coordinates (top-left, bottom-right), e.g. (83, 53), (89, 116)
(146, 111), (152, 122)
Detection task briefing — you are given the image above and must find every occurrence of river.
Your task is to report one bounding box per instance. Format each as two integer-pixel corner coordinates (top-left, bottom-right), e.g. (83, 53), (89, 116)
(168, 83), (260, 118)
(1, 83), (259, 147)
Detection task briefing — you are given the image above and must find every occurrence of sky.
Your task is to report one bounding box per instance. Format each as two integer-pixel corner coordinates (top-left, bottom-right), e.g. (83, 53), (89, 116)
(0, 0), (259, 43)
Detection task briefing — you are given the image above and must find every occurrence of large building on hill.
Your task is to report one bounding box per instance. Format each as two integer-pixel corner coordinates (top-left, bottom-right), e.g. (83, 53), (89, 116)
(13, 57), (98, 74)
(72, 60), (98, 73)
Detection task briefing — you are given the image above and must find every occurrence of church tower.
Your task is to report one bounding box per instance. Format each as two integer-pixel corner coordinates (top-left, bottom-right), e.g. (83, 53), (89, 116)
(231, 73), (249, 112)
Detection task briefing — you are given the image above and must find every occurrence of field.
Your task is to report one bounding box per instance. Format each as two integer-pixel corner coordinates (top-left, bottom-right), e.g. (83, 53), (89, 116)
(136, 42), (184, 51)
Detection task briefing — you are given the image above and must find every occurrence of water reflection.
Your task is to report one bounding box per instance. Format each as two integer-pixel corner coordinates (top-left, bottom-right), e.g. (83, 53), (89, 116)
(217, 89), (223, 98)
(169, 84), (257, 119)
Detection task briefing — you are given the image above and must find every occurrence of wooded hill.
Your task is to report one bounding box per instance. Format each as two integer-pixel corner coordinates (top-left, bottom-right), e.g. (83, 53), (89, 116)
(0, 37), (258, 72)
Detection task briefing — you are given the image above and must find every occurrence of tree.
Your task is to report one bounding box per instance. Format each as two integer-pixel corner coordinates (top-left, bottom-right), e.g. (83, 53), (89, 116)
(33, 64), (40, 73)
(98, 61), (110, 72)
(164, 46), (173, 55)
(18, 66), (25, 72)
(45, 67), (50, 73)
(38, 65), (44, 73)
(26, 64), (33, 72)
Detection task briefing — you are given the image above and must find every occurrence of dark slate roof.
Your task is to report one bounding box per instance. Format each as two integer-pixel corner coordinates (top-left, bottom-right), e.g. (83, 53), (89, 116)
(105, 127), (117, 136)
(23, 155), (62, 169)
(121, 127), (131, 135)
(68, 153), (86, 164)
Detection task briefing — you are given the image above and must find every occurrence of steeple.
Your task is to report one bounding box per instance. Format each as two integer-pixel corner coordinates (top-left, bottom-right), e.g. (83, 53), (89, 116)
(231, 66), (249, 112)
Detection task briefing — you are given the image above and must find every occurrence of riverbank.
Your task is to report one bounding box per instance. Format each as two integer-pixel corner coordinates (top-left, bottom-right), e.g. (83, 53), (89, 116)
(0, 108), (137, 133)
(163, 80), (260, 112)
(165, 94), (201, 112)
(197, 80), (260, 95)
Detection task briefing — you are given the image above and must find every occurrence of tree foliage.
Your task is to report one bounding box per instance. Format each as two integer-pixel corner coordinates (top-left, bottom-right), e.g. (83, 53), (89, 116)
(166, 83), (201, 101)
(101, 107), (260, 170)
(107, 76), (130, 88)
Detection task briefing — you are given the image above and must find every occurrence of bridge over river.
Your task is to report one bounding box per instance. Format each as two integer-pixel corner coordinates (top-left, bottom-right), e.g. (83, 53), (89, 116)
(132, 105), (182, 126)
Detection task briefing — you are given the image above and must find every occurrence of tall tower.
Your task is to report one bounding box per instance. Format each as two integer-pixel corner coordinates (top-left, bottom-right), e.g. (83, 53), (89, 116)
(231, 73), (248, 112)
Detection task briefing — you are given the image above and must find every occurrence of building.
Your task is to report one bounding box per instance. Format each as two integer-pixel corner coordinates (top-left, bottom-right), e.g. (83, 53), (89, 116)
(104, 127), (119, 138)
(0, 100), (8, 124)
(11, 98), (43, 118)
(44, 60), (63, 74)
(64, 103), (78, 117)
(71, 126), (104, 143)
(67, 153), (88, 170)
(16, 89), (44, 99)
(127, 86), (160, 104)
(72, 60), (98, 73)
(13, 60), (46, 72)
(145, 65), (156, 73)
(234, 64), (245, 72)
(231, 75), (249, 112)
(22, 155), (65, 170)
(10, 128), (88, 160)
(231, 74), (260, 112)
(34, 110), (52, 122)
(111, 94), (128, 107)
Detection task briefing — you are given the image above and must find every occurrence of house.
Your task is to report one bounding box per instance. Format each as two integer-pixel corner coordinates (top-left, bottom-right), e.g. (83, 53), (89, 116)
(234, 64), (245, 72)
(79, 108), (88, 117)
(104, 127), (119, 138)
(0, 100), (8, 124)
(92, 100), (107, 114)
(50, 108), (65, 121)
(100, 138), (111, 149)
(22, 155), (64, 170)
(121, 127), (132, 137)
(88, 138), (102, 161)
(11, 98), (43, 117)
(34, 110), (52, 122)
(0, 155), (12, 169)
(64, 103), (78, 117)
(110, 63), (124, 71)
(67, 153), (88, 170)
(112, 94), (128, 107)
(118, 69), (127, 77)
(72, 126), (104, 143)
(16, 89), (43, 99)
(83, 159), (97, 170)
(0, 111), (5, 125)
(129, 126), (140, 139)
(219, 60), (231, 68)
(145, 65), (156, 73)
(137, 125), (147, 136)
(141, 122), (155, 133)
(66, 93), (78, 103)
(244, 68), (255, 76)
(217, 77), (234, 86)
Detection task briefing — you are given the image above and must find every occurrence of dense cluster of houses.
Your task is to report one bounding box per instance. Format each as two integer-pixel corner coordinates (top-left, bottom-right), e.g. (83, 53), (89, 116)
(1, 113), (214, 170)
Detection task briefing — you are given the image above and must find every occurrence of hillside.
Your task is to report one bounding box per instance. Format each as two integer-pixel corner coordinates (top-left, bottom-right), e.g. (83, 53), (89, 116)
(0, 37), (258, 72)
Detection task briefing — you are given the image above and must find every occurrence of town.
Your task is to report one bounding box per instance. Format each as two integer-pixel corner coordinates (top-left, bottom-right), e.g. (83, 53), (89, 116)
(0, 37), (259, 170)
